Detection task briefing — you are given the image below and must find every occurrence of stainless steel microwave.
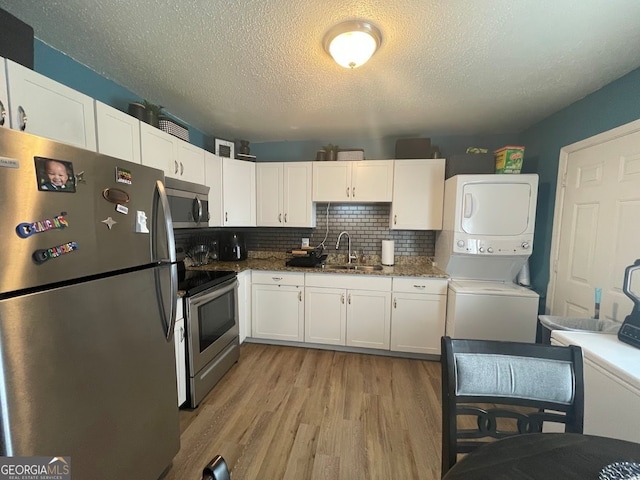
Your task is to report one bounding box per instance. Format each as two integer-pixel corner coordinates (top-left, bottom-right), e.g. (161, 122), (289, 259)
(164, 177), (210, 228)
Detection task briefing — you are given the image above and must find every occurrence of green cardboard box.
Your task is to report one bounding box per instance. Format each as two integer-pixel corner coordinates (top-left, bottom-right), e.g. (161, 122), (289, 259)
(495, 146), (525, 173)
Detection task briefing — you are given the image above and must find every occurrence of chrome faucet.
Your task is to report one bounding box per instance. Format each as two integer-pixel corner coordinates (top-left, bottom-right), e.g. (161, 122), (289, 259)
(336, 231), (357, 264)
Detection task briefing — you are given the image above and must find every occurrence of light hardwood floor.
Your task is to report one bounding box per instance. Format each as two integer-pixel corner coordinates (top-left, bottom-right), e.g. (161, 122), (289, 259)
(162, 343), (444, 480)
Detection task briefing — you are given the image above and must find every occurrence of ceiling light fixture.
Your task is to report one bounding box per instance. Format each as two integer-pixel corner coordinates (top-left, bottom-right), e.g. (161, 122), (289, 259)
(323, 20), (382, 69)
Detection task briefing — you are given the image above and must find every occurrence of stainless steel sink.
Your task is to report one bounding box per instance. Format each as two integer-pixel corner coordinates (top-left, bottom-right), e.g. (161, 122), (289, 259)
(326, 264), (384, 271)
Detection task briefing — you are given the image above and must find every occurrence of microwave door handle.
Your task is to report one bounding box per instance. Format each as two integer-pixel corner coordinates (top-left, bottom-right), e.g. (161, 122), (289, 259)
(153, 180), (178, 341)
(192, 196), (203, 225)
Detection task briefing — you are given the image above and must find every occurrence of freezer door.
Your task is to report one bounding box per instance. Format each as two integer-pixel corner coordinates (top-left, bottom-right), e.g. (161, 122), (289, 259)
(0, 128), (167, 295)
(0, 267), (179, 480)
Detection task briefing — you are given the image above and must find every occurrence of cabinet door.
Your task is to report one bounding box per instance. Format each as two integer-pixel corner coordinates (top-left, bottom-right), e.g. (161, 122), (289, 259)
(390, 292), (446, 354)
(204, 152), (223, 226)
(140, 122), (176, 176)
(6, 60), (97, 150)
(351, 160), (394, 202)
(176, 139), (205, 184)
(222, 158), (256, 226)
(95, 101), (141, 163)
(284, 162), (315, 227)
(237, 270), (251, 343)
(0, 57), (9, 129)
(174, 301), (187, 407)
(312, 162), (351, 202)
(305, 287), (347, 345)
(256, 162), (284, 226)
(346, 289), (391, 350)
(391, 159), (445, 230)
(252, 284), (304, 341)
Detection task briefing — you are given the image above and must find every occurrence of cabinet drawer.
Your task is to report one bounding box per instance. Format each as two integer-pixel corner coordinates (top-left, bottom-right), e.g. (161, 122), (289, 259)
(305, 273), (392, 291)
(252, 270), (304, 286)
(392, 277), (447, 295)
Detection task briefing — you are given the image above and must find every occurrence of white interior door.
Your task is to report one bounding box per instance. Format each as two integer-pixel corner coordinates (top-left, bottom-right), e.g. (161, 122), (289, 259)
(461, 183), (533, 235)
(550, 125), (640, 320)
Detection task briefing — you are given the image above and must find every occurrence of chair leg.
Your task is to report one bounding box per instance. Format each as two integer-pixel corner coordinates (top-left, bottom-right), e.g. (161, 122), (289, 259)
(202, 455), (230, 480)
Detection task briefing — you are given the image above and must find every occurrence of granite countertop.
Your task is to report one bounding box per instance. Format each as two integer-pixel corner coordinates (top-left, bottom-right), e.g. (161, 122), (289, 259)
(188, 252), (448, 279)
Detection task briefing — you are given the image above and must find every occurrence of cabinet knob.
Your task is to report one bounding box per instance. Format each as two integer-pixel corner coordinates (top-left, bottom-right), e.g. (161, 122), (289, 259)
(180, 162), (184, 175)
(278, 213), (282, 223)
(346, 187), (350, 198)
(0, 100), (5, 126)
(413, 285), (426, 289)
(341, 293), (345, 304)
(352, 187), (356, 197)
(174, 160), (179, 174)
(348, 293), (351, 304)
(272, 277), (283, 282)
(284, 213), (288, 223)
(18, 106), (27, 131)
(298, 291), (302, 302)
(225, 212), (228, 222)
(394, 215), (397, 225)
(393, 297), (397, 308)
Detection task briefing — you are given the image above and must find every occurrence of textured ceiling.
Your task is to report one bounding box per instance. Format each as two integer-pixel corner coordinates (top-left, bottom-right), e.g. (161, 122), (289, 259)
(2, 0), (640, 143)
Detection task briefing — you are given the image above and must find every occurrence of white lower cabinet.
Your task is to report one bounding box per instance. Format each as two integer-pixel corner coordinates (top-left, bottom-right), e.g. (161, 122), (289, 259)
(305, 287), (347, 345)
(174, 298), (187, 407)
(390, 277), (448, 354)
(305, 274), (392, 350)
(237, 270), (251, 343)
(252, 271), (304, 341)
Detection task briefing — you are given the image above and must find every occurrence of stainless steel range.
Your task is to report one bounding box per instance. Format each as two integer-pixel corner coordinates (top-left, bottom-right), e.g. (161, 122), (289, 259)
(178, 264), (239, 408)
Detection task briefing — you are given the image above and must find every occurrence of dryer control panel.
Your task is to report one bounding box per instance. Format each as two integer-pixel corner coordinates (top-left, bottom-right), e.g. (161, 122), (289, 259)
(453, 234), (533, 255)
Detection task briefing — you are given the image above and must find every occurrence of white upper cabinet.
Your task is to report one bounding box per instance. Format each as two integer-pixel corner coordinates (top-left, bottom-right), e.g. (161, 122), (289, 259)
(140, 121), (176, 176)
(204, 152), (256, 227)
(95, 101), (141, 163)
(140, 122), (205, 182)
(390, 159), (445, 230)
(0, 57), (8, 129)
(176, 139), (205, 184)
(5, 59), (97, 150)
(256, 162), (315, 227)
(313, 160), (393, 202)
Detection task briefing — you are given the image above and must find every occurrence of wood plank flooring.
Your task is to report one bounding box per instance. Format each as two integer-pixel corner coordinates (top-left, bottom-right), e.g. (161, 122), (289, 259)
(162, 343), (444, 480)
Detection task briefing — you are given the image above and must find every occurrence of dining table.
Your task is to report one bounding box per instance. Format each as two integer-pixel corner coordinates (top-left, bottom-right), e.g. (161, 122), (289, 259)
(442, 433), (640, 480)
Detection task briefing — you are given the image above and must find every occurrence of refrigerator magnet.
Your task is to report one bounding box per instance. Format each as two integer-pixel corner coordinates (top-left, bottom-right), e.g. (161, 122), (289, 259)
(32, 241), (79, 264)
(116, 167), (132, 184)
(34, 157), (76, 193)
(15, 212), (69, 238)
(116, 204), (129, 215)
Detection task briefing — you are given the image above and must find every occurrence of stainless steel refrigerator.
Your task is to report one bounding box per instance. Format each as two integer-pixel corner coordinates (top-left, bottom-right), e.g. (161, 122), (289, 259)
(0, 128), (180, 479)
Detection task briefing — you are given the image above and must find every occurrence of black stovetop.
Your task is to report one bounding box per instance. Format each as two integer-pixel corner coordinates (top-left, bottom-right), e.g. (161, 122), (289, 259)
(177, 262), (236, 296)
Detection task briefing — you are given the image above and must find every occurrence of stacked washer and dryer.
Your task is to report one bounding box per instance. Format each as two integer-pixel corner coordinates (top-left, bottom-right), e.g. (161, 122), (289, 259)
(435, 174), (540, 343)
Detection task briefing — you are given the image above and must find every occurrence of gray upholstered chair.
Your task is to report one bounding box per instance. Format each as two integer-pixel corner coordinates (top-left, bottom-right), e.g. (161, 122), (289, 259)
(440, 336), (584, 478)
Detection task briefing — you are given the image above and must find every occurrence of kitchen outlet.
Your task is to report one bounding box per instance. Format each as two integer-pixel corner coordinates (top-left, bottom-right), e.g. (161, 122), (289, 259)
(301, 238), (310, 248)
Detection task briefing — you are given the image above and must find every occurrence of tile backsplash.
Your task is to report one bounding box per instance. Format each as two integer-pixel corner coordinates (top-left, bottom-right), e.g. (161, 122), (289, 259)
(174, 203), (435, 257)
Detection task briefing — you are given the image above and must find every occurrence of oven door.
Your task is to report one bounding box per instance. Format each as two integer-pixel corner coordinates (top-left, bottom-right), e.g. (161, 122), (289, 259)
(186, 277), (239, 376)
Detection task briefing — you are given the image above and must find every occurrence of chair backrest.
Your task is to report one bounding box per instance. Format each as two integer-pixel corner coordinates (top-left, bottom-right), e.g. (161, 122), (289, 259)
(440, 336), (584, 478)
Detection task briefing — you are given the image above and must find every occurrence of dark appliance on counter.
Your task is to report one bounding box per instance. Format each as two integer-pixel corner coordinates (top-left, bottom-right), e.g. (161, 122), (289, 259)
(178, 262), (239, 407)
(219, 232), (247, 261)
(0, 127), (179, 479)
(164, 177), (210, 228)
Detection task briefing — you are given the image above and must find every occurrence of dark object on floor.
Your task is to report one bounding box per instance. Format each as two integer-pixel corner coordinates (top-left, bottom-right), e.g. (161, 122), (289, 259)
(202, 455), (230, 480)
(440, 336), (585, 478)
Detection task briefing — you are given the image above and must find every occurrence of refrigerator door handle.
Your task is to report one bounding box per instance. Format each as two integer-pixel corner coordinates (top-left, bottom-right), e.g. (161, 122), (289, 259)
(153, 180), (178, 341)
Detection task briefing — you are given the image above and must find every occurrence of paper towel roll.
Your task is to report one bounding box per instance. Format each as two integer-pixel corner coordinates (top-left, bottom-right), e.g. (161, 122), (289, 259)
(381, 240), (395, 266)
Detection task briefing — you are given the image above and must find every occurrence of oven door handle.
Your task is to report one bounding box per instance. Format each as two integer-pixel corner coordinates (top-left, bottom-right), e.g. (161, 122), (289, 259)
(153, 180), (178, 341)
(189, 277), (238, 308)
